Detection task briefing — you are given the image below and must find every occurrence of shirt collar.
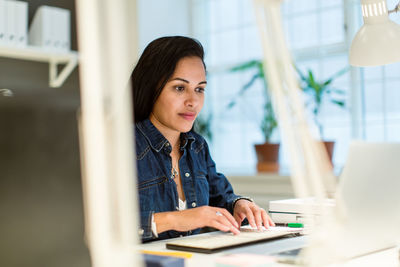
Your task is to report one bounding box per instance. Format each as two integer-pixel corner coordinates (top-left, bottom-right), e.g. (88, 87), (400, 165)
(180, 131), (196, 150)
(137, 119), (196, 152)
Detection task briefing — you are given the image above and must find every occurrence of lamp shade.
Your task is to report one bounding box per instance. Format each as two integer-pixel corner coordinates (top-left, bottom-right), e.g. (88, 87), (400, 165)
(349, 0), (400, 66)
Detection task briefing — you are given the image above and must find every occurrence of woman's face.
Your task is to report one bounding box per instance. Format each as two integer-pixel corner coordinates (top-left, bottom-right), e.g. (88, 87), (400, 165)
(150, 56), (206, 136)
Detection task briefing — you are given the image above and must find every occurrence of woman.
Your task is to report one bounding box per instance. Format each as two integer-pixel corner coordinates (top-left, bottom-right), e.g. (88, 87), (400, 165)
(131, 36), (274, 242)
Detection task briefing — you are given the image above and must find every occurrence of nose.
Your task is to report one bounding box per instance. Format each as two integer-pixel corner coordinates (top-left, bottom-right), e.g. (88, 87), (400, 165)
(185, 90), (200, 108)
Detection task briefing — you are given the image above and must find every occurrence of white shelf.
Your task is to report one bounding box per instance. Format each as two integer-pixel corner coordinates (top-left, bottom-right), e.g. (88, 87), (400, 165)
(0, 44), (79, 88)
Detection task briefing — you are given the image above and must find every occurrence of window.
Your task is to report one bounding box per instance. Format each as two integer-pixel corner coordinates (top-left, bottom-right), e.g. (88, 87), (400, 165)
(191, 0), (400, 175)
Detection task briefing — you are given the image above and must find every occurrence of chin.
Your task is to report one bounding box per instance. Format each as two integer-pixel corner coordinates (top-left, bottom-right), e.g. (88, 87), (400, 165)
(180, 126), (193, 133)
(178, 122), (194, 133)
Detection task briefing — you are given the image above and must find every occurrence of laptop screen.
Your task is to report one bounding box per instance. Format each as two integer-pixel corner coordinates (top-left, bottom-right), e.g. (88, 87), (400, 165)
(335, 141), (400, 256)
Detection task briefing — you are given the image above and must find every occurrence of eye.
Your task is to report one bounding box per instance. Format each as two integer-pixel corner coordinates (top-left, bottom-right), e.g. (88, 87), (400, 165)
(174, 86), (185, 92)
(195, 87), (205, 93)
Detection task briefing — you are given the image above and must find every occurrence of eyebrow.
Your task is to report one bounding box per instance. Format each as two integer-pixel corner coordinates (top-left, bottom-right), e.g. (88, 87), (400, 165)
(171, 77), (207, 85)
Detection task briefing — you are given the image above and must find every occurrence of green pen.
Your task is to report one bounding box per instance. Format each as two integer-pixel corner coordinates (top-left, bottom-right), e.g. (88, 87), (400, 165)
(275, 223), (304, 228)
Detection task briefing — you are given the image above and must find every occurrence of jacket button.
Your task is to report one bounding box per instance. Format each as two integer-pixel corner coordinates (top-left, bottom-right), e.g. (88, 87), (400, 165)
(165, 143), (170, 147)
(185, 172), (190, 177)
(191, 202), (197, 208)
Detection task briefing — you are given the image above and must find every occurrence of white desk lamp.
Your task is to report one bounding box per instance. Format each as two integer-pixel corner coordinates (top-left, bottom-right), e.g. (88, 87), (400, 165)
(350, 0), (400, 66)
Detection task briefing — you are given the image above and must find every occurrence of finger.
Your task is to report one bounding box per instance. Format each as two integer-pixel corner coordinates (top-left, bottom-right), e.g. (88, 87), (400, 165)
(210, 220), (230, 233)
(212, 217), (240, 235)
(244, 206), (256, 228)
(218, 208), (239, 229)
(234, 213), (245, 229)
(261, 209), (270, 229)
(267, 214), (276, 227)
(215, 212), (240, 234)
(252, 207), (262, 230)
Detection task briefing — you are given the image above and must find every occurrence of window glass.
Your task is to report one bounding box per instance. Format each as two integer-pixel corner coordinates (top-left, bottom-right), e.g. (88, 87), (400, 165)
(192, 0), (400, 175)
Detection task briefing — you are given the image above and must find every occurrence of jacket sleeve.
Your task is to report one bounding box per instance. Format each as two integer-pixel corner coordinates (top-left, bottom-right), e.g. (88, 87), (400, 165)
(204, 141), (242, 214)
(139, 210), (156, 242)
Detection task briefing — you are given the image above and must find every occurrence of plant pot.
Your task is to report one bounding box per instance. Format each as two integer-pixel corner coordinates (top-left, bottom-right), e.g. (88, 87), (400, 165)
(254, 143), (280, 173)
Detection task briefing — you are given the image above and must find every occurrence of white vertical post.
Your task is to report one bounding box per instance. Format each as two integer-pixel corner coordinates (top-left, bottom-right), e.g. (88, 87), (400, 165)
(75, 0), (141, 266)
(253, 1), (340, 265)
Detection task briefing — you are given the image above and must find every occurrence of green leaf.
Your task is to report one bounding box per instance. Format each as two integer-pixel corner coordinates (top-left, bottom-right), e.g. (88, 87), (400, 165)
(322, 78), (333, 86)
(240, 73), (263, 93)
(295, 66), (307, 82)
(227, 101), (236, 109)
(308, 70), (315, 84)
(325, 66), (349, 83)
(331, 100), (345, 107)
(230, 60), (261, 72)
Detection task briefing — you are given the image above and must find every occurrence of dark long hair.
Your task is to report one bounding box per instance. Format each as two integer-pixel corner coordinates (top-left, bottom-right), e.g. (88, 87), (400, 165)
(131, 36), (206, 122)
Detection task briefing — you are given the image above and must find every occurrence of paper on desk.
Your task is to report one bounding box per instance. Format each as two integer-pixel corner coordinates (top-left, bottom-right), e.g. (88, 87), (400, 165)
(240, 225), (303, 233)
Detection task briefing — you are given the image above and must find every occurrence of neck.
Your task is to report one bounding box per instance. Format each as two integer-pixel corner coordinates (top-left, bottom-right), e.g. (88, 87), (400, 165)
(149, 114), (180, 148)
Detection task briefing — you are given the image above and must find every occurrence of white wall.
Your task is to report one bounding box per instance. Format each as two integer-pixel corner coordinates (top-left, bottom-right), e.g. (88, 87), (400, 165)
(137, 0), (191, 51)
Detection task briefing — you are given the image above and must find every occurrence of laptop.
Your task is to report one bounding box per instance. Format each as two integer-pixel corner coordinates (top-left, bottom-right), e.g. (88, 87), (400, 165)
(330, 141), (400, 256)
(274, 141), (400, 264)
(166, 226), (302, 254)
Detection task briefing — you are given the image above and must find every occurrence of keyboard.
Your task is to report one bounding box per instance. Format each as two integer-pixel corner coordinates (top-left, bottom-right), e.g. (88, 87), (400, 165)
(166, 226), (302, 253)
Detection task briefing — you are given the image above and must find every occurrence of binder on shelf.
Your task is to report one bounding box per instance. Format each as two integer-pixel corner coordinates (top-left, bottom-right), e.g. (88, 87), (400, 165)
(53, 7), (70, 51)
(5, 0), (16, 46)
(0, 0), (28, 47)
(28, 5), (52, 49)
(0, 0), (6, 45)
(14, 0), (28, 47)
(29, 5), (71, 52)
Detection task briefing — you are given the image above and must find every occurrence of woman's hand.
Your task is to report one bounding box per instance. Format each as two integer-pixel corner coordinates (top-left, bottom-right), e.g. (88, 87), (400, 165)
(154, 206), (240, 235)
(233, 199), (275, 230)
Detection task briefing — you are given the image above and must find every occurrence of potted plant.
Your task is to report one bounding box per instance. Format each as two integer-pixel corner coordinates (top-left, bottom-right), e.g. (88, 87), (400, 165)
(296, 66), (349, 164)
(228, 60), (279, 172)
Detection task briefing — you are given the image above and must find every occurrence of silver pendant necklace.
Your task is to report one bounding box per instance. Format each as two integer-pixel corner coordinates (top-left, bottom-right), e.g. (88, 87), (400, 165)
(171, 142), (180, 180)
(171, 166), (178, 180)
(171, 160), (179, 180)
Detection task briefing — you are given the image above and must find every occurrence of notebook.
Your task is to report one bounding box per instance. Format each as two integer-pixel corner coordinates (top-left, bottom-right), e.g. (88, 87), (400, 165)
(166, 226), (302, 254)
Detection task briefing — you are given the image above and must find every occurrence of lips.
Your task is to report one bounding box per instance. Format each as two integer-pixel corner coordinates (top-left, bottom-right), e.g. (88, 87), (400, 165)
(179, 112), (196, 121)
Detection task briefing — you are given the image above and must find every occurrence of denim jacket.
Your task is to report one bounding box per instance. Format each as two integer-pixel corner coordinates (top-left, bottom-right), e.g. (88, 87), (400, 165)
(135, 119), (241, 242)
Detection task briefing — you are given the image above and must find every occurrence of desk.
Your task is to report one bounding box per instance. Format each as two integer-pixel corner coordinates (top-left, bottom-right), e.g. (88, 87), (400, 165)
(139, 232), (399, 267)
